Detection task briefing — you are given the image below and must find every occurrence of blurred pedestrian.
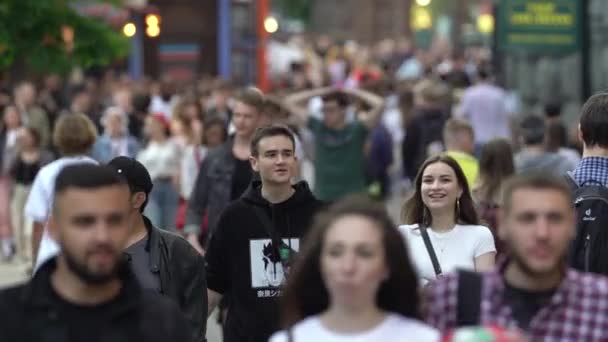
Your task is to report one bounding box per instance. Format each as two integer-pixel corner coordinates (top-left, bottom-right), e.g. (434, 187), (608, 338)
(91, 106), (141, 163)
(0, 104), (22, 260)
(514, 115), (575, 176)
(472, 139), (515, 256)
(443, 118), (478, 188)
(400, 155), (495, 286)
(203, 116), (228, 149)
(137, 114), (181, 231)
(456, 68), (511, 155)
(185, 87), (267, 253)
(26, 113), (98, 272)
(108, 157), (207, 342)
(402, 79), (449, 181)
(271, 195), (439, 341)
(426, 174), (608, 340)
(9, 127), (53, 263)
(0, 164), (191, 342)
(545, 120), (580, 167)
(14, 82), (51, 148)
(206, 79), (234, 126)
(284, 87), (384, 202)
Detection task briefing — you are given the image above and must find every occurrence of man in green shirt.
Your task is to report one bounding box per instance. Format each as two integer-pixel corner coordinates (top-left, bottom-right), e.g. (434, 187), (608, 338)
(284, 88), (384, 202)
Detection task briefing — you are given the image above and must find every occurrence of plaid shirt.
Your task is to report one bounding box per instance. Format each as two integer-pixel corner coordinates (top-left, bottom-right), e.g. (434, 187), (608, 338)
(572, 156), (608, 187)
(426, 259), (608, 340)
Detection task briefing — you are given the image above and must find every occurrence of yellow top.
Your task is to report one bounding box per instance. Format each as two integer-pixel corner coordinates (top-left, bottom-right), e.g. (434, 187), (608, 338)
(446, 150), (479, 189)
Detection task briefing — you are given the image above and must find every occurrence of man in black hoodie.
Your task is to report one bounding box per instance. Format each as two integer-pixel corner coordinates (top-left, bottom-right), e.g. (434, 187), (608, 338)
(205, 124), (323, 342)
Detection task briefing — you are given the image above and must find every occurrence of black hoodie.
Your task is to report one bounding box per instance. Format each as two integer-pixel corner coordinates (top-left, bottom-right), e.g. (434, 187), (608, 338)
(205, 180), (323, 342)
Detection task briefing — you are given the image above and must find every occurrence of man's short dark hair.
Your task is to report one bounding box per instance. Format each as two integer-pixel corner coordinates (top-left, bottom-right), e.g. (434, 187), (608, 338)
(544, 103), (562, 118)
(477, 66), (490, 80)
(501, 173), (572, 214)
(250, 124), (296, 157)
(580, 93), (608, 148)
(54, 164), (127, 213)
(321, 91), (349, 108)
(519, 115), (546, 145)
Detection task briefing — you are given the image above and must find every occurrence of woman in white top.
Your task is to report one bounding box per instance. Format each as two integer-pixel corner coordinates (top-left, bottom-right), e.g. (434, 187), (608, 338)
(137, 114), (181, 231)
(270, 196), (439, 342)
(399, 154), (496, 286)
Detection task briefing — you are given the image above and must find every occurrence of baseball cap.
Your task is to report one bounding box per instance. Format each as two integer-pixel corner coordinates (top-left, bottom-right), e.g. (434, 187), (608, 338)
(107, 156), (153, 194)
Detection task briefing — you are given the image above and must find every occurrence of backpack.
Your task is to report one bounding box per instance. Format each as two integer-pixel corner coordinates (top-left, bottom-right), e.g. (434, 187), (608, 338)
(565, 173), (608, 274)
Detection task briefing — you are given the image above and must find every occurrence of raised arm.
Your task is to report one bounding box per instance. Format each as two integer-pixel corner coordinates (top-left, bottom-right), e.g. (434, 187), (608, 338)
(343, 87), (385, 130)
(282, 87), (334, 127)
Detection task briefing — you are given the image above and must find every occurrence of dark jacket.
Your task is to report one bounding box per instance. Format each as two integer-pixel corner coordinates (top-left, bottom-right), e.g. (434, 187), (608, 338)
(206, 180), (323, 342)
(184, 139), (236, 238)
(144, 216), (207, 342)
(402, 107), (447, 179)
(0, 258), (191, 342)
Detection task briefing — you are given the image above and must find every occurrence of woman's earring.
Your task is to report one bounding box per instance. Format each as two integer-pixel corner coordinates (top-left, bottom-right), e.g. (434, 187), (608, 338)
(456, 198), (460, 215)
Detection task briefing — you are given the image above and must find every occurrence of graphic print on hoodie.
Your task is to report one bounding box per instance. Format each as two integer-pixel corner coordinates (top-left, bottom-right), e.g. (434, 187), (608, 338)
(205, 180), (323, 342)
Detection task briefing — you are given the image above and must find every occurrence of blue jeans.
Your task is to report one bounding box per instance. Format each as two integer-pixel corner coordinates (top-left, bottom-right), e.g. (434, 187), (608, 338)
(144, 179), (179, 231)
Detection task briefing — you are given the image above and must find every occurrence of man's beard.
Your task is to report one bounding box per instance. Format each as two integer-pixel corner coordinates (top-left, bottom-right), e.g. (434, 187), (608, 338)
(509, 246), (563, 280)
(63, 247), (125, 285)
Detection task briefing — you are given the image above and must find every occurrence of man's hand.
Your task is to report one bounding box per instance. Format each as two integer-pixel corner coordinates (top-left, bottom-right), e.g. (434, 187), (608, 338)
(187, 233), (205, 255)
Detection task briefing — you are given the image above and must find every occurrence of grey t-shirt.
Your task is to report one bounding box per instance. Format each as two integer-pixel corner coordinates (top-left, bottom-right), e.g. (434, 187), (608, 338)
(124, 235), (161, 293)
(514, 151), (576, 176)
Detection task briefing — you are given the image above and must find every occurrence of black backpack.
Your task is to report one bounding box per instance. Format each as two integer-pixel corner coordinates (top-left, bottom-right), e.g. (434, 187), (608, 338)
(566, 173), (608, 274)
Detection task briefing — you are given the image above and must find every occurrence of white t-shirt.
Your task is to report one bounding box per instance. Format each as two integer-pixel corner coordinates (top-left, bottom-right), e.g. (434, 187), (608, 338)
(137, 140), (181, 181)
(25, 156), (98, 272)
(269, 314), (439, 342)
(399, 224), (495, 286)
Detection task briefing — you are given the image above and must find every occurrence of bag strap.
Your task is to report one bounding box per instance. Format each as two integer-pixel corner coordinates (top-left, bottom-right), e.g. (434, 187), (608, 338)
(456, 270), (483, 326)
(250, 205), (286, 259)
(287, 327), (294, 342)
(419, 225), (442, 277)
(564, 171), (579, 192)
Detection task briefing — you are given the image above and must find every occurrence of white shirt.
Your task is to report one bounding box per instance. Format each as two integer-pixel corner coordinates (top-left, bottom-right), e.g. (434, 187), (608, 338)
(180, 145), (207, 199)
(269, 314), (439, 342)
(137, 140), (181, 181)
(399, 224), (495, 286)
(457, 83), (511, 144)
(25, 156), (98, 272)
(110, 136), (129, 157)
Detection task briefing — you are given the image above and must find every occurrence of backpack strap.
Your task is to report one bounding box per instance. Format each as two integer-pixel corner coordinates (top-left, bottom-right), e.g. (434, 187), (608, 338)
(457, 270), (483, 326)
(564, 171), (579, 192)
(420, 225), (443, 277)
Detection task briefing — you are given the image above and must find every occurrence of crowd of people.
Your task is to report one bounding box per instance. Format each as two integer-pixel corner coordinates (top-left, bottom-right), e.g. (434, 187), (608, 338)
(1, 35), (608, 341)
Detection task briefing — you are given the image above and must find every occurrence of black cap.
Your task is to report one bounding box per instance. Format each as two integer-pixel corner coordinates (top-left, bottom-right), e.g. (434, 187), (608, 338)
(107, 156), (153, 194)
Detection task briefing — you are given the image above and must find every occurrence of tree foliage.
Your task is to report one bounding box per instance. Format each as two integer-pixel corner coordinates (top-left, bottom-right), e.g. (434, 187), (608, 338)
(0, 0), (129, 75)
(275, 0), (314, 26)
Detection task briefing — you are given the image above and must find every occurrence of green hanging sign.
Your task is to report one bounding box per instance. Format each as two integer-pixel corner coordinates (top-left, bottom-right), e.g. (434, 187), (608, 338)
(497, 0), (582, 53)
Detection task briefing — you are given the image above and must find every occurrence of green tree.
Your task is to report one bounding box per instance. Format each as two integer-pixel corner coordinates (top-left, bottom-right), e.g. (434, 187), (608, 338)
(275, 0), (314, 26)
(0, 0), (129, 75)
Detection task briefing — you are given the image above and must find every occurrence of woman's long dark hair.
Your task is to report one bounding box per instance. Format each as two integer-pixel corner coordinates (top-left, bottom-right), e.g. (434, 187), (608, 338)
(280, 195), (420, 328)
(402, 154), (479, 226)
(477, 139), (515, 203)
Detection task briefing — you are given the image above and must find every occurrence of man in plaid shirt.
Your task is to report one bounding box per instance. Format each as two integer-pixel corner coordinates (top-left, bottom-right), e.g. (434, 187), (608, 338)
(572, 92), (608, 188)
(426, 174), (608, 340)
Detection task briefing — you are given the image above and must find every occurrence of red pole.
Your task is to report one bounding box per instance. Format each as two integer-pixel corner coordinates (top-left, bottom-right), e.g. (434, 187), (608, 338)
(257, 0), (269, 91)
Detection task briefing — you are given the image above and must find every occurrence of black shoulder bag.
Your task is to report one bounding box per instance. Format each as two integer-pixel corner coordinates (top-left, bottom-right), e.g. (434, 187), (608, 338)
(419, 225), (443, 277)
(250, 205), (296, 273)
